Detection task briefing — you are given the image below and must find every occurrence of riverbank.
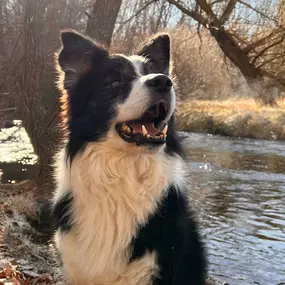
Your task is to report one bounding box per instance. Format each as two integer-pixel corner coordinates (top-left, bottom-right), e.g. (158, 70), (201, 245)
(177, 98), (285, 140)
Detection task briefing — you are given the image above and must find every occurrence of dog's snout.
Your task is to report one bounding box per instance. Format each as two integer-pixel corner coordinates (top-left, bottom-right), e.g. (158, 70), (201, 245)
(146, 75), (172, 93)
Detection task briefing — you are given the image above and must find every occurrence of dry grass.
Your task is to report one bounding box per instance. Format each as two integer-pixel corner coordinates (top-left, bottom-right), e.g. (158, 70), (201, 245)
(177, 98), (285, 140)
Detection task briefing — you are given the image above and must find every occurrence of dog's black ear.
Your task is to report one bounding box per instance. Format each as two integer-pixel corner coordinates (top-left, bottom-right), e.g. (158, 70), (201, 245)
(137, 33), (170, 75)
(57, 30), (108, 90)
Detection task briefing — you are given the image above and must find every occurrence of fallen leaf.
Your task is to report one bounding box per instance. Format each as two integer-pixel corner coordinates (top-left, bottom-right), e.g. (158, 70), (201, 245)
(0, 271), (6, 278)
(3, 267), (12, 277)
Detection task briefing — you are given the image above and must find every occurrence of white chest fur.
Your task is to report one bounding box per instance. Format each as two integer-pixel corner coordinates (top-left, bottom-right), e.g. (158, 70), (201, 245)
(54, 143), (184, 285)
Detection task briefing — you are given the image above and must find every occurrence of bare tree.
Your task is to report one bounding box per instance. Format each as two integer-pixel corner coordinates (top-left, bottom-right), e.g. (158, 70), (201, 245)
(166, 0), (285, 105)
(86, 0), (123, 48)
(112, 0), (172, 53)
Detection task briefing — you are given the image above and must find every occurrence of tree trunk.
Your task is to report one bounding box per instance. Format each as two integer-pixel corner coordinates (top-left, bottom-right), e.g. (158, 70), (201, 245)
(86, 0), (123, 48)
(12, 0), (122, 237)
(208, 25), (278, 106)
(17, 0), (60, 193)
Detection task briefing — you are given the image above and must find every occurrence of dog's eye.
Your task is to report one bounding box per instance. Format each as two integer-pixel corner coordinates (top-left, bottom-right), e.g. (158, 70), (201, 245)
(110, 80), (121, 88)
(104, 79), (122, 88)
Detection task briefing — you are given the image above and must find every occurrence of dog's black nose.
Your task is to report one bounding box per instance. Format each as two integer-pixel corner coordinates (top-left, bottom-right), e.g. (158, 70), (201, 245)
(146, 75), (172, 93)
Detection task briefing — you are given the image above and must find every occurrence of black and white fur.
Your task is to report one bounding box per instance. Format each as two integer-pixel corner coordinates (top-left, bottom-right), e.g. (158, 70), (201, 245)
(52, 30), (207, 285)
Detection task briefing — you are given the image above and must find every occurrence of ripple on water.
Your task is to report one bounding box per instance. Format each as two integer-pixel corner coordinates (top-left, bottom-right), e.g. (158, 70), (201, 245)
(183, 132), (285, 285)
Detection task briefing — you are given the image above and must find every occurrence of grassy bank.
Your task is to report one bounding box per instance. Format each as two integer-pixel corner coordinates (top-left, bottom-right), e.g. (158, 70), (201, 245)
(177, 98), (285, 140)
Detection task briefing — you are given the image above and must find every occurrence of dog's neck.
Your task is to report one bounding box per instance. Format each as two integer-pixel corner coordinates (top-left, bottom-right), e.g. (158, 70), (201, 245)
(70, 141), (175, 196)
(69, 140), (185, 211)
(54, 140), (184, 200)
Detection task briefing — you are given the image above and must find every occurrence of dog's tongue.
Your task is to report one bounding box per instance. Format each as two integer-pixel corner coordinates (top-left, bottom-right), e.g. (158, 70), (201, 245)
(128, 123), (158, 135)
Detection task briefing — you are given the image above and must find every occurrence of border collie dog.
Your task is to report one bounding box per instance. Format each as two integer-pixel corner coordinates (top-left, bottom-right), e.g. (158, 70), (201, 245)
(52, 30), (207, 285)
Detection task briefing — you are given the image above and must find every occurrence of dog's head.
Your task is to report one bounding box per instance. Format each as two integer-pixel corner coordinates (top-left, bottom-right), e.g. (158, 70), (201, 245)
(56, 30), (183, 159)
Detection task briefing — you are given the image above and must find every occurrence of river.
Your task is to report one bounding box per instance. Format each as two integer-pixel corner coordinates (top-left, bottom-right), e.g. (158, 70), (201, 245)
(0, 124), (285, 285)
(183, 132), (285, 285)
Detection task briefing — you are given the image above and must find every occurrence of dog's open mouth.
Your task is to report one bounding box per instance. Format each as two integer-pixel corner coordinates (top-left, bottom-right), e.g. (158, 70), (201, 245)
(116, 101), (169, 145)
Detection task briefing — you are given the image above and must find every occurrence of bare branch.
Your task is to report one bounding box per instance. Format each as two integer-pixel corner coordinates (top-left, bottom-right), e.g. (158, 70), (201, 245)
(212, 0), (225, 5)
(243, 30), (278, 54)
(115, 0), (159, 34)
(196, 0), (220, 26)
(166, 0), (209, 27)
(219, 0), (237, 25)
(238, 0), (285, 30)
(252, 33), (285, 64)
(257, 54), (285, 70)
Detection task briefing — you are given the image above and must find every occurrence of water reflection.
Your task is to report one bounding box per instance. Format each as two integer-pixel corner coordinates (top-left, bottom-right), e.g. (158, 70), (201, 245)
(0, 120), (37, 165)
(0, 162), (37, 183)
(0, 121), (37, 183)
(182, 132), (285, 285)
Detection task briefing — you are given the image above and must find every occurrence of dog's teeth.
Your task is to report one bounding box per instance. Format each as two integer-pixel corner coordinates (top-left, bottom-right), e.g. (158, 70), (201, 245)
(121, 123), (127, 131)
(126, 127), (132, 133)
(160, 134), (164, 139)
(142, 125), (148, 136)
(146, 134), (151, 138)
(162, 124), (168, 136)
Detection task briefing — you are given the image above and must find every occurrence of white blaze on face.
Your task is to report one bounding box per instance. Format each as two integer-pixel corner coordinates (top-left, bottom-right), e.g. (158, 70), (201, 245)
(116, 55), (176, 123)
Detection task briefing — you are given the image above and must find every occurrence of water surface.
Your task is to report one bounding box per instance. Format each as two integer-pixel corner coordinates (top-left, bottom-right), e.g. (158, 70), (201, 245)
(182, 132), (285, 285)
